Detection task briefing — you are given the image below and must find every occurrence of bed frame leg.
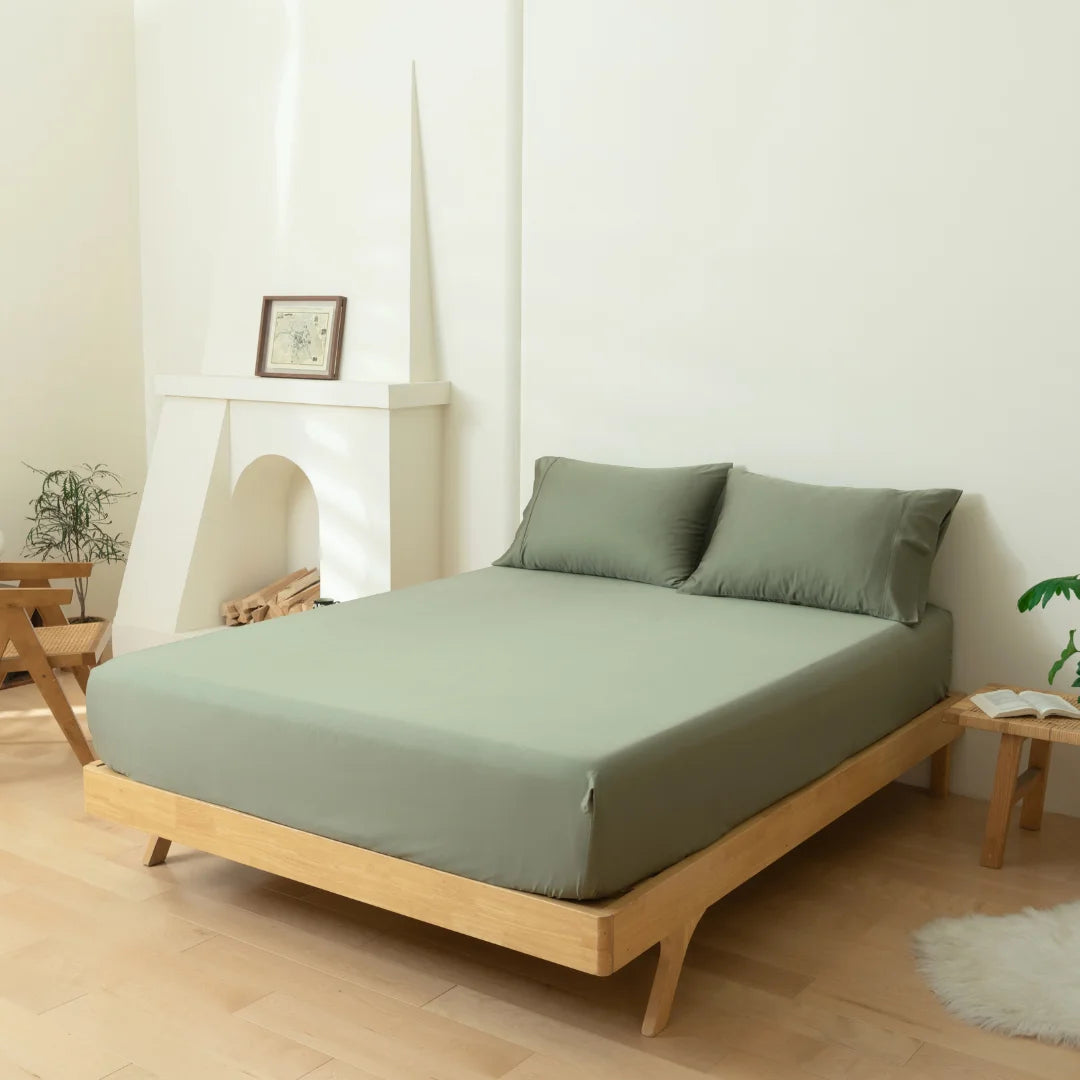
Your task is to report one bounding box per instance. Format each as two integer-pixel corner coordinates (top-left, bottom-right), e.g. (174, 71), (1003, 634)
(641, 913), (701, 1037)
(929, 742), (952, 798)
(142, 835), (172, 867)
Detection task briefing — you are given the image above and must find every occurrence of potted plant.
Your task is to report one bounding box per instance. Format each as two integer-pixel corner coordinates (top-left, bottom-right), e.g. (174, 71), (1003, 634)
(1017, 575), (1080, 687)
(23, 463), (135, 623)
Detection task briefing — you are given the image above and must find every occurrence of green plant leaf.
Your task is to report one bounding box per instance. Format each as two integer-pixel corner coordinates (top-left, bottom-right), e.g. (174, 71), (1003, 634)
(1048, 629), (1079, 684)
(1073, 657), (1080, 689)
(22, 463), (135, 620)
(1018, 575), (1080, 612)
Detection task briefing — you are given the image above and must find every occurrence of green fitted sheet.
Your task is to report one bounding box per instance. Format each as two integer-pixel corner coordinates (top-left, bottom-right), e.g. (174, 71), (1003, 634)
(87, 568), (951, 899)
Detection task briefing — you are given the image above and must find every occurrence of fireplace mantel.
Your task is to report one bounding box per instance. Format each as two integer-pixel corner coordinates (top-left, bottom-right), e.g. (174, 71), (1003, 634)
(114, 375), (448, 655)
(155, 374), (450, 410)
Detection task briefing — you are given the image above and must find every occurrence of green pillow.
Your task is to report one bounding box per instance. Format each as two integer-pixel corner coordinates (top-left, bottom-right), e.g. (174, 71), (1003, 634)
(495, 457), (732, 587)
(680, 468), (961, 623)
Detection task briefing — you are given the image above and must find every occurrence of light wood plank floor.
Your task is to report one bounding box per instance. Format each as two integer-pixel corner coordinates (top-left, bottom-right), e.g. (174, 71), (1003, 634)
(1, 677), (1078, 1079)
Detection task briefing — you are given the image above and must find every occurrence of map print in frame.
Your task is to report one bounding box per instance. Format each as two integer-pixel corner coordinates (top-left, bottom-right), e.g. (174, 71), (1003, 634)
(255, 296), (346, 380)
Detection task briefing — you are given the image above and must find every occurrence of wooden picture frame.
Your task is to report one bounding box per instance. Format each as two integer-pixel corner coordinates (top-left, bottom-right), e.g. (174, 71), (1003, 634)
(84, 696), (961, 1036)
(255, 296), (346, 380)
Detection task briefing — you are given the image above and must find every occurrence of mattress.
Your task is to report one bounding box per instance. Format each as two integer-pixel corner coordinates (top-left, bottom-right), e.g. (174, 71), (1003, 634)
(88, 567), (952, 900)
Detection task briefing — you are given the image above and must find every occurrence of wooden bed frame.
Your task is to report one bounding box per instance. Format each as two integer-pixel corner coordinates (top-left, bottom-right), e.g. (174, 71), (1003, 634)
(83, 695), (961, 1036)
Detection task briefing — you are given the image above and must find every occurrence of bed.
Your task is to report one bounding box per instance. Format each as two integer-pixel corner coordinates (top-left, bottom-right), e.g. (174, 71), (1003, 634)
(84, 566), (960, 1034)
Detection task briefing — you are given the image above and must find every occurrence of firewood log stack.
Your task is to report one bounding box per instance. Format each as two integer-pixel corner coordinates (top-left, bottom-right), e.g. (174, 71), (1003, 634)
(220, 568), (320, 626)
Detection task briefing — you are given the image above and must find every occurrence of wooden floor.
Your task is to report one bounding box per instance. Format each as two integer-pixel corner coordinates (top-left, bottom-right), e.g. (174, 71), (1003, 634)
(2, 679), (1079, 1080)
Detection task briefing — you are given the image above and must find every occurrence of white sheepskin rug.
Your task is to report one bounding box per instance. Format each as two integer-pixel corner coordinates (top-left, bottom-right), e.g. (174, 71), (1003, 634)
(912, 901), (1080, 1046)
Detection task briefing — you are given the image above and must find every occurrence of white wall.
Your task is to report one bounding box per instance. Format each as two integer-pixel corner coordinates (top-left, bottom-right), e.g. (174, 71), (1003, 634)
(134, 0), (523, 574)
(522, 1), (1080, 813)
(0, 0), (144, 619)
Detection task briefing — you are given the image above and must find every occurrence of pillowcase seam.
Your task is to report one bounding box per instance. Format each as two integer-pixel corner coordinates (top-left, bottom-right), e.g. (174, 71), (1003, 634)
(880, 490), (910, 622)
(517, 456), (559, 567)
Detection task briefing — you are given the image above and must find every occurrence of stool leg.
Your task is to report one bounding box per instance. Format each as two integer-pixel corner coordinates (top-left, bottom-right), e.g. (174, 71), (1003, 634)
(981, 734), (1024, 869)
(1020, 739), (1053, 831)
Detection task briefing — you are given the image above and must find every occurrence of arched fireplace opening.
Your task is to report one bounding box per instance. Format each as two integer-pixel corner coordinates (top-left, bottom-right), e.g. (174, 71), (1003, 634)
(222, 454), (320, 623)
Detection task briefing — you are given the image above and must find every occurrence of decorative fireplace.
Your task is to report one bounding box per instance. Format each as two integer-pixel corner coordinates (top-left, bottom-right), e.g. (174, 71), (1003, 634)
(112, 375), (449, 654)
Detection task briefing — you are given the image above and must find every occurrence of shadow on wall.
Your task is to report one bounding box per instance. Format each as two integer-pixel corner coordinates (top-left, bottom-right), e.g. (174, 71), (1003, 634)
(934, 494), (1064, 691)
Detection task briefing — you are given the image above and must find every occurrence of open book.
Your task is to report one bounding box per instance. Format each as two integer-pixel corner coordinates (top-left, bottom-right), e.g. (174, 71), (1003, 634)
(971, 689), (1080, 720)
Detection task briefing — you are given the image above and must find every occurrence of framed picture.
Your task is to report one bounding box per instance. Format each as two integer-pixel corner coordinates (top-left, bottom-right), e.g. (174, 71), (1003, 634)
(255, 296), (346, 380)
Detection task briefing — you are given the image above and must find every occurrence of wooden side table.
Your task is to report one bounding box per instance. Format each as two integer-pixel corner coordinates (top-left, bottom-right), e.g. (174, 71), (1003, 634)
(947, 688), (1080, 868)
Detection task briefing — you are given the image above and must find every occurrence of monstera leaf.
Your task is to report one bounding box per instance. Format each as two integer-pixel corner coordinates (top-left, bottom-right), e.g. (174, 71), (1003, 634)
(1017, 575), (1080, 612)
(1047, 629), (1079, 686)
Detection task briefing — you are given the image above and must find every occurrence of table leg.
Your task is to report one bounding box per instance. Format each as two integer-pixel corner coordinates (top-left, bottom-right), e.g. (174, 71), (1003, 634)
(1020, 739), (1053, 832)
(981, 733), (1025, 869)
